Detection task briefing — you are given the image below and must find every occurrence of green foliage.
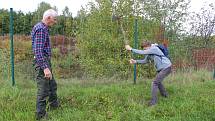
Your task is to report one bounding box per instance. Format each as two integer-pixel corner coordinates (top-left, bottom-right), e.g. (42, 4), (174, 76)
(0, 9), (10, 34)
(74, 0), (191, 78)
(76, 0), (137, 78)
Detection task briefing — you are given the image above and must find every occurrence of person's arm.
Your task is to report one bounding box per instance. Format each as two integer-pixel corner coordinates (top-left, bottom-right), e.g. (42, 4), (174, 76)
(125, 45), (153, 55)
(136, 55), (149, 64)
(129, 55), (149, 64)
(131, 48), (153, 55)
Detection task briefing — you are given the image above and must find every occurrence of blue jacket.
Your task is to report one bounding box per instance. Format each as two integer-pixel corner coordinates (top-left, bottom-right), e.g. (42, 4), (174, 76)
(131, 45), (172, 71)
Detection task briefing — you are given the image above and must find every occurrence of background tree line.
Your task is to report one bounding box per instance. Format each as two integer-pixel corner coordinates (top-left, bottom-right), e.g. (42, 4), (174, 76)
(0, 2), (75, 36)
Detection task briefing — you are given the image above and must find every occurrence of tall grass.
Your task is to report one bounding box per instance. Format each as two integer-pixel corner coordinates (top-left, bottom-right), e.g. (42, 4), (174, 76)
(0, 69), (215, 121)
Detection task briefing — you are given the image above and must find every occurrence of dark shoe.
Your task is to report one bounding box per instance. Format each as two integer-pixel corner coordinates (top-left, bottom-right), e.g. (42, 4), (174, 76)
(147, 100), (156, 107)
(161, 93), (168, 98)
(35, 112), (48, 120)
(48, 101), (61, 111)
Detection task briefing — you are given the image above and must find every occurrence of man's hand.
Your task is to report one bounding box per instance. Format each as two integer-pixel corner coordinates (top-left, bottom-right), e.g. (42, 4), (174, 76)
(125, 45), (132, 51)
(129, 59), (137, 64)
(44, 68), (52, 80)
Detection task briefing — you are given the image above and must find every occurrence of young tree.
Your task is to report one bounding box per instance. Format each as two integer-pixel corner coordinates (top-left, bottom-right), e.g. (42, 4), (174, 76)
(188, 3), (215, 47)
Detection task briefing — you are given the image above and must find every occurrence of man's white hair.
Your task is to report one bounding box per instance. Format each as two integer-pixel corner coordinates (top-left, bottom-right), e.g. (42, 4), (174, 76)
(43, 9), (58, 20)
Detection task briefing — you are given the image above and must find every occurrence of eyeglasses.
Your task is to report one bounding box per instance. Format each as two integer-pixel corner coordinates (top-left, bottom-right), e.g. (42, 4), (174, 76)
(53, 17), (57, 21)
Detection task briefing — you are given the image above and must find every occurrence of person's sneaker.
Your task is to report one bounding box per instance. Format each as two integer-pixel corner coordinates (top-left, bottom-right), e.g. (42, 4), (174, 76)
(48, 102), (61, 111)
(161, 93), (168, 98)
(35, 112), (48, 120)
(147, 101), (156, 107)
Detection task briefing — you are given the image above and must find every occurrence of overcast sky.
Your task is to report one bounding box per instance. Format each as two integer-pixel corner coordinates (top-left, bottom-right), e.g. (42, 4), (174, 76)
(0, 0), (93, 16)
(0, 0), (214, 16)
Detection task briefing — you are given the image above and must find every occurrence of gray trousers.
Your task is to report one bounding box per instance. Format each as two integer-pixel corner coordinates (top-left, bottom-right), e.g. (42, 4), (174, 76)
(151, 66), (171, 104)
(34, 60), (58, 115)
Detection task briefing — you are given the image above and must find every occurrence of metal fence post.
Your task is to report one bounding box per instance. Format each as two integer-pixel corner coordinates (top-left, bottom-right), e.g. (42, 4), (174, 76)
(133, 18), (138, 84)
(10, 8), (15, 86)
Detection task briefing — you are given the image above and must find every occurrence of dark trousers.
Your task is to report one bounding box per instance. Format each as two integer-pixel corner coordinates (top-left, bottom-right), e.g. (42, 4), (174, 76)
(150, 66), (172, 104)
(34, 60), (58, 115)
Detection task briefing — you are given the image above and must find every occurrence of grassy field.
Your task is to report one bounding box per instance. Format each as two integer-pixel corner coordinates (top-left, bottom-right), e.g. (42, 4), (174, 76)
(0, 69), (215, 121)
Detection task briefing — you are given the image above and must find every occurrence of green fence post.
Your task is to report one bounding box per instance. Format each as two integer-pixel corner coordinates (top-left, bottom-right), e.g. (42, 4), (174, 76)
(133, 18), (138, 84)
(10, 8), (15, 86)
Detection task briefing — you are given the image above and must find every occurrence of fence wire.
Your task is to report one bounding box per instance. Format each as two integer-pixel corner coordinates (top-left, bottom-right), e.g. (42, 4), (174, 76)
(0, 7), (214, 83)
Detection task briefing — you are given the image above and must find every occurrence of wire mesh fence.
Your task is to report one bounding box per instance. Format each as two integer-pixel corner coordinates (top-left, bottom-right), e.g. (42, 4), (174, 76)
(0, 1), (215, 84)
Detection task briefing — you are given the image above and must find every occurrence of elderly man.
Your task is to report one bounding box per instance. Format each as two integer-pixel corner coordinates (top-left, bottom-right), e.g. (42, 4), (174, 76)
(31, 9), (60, 120)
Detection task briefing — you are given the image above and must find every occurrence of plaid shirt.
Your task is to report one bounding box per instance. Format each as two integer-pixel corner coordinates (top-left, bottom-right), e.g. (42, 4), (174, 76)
(31, 22), (51, 70)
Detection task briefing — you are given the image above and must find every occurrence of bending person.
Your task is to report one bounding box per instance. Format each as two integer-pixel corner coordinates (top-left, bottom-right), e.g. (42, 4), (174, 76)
(125, 41), (172, 106)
